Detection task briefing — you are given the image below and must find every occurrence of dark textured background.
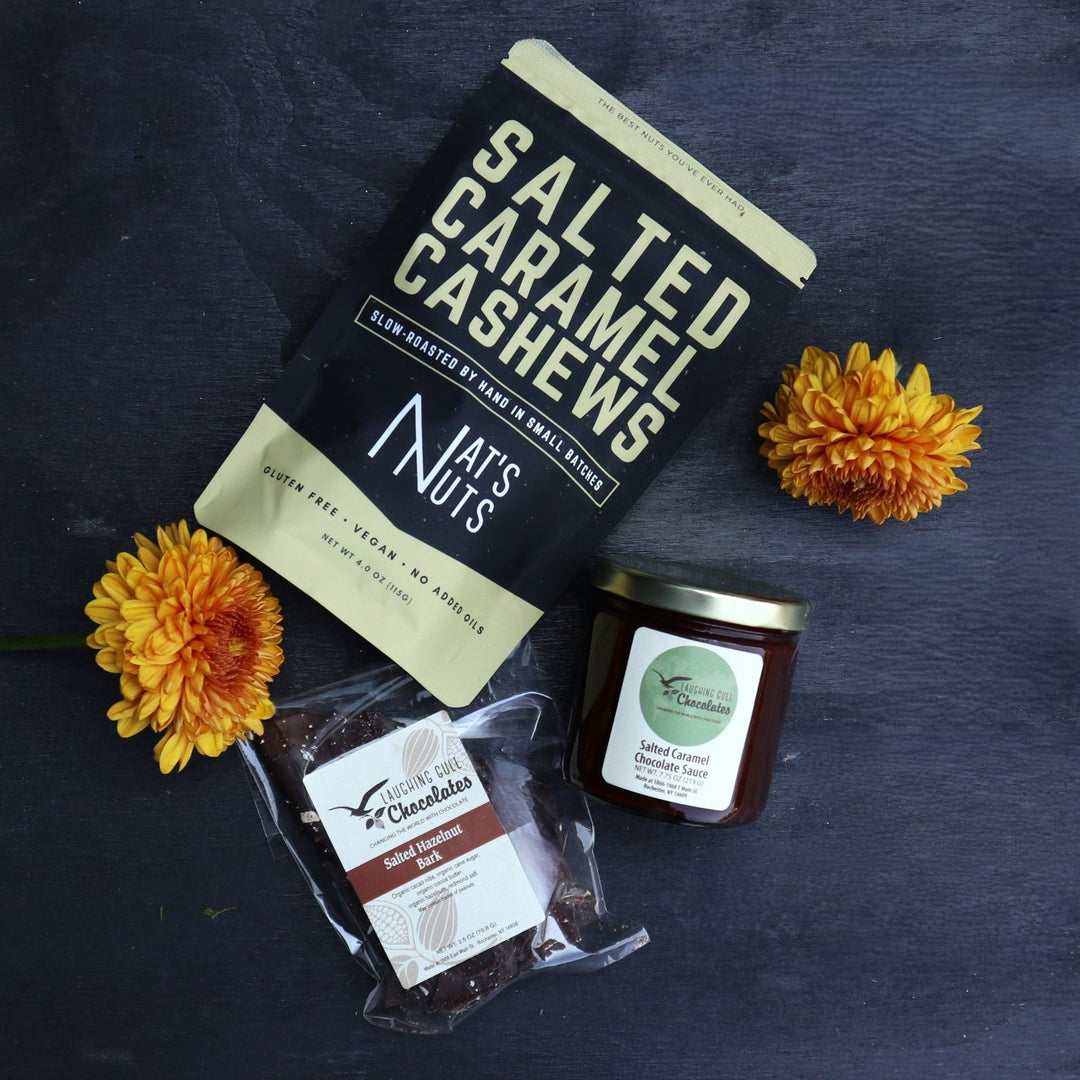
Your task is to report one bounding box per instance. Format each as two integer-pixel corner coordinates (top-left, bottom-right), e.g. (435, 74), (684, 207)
(2, 3), (1078, 1078)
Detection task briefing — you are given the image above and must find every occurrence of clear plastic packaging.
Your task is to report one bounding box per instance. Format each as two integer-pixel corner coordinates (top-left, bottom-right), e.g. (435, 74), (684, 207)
(239, 649), (648, 1034)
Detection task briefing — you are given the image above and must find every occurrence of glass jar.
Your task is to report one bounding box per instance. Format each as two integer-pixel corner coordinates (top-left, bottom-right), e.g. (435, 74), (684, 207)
(564, 556), (811, 826)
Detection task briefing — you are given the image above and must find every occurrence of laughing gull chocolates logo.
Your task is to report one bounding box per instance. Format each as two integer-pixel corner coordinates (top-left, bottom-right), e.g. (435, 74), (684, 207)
(639, 645), (739, 747)
(331, 777), (391, 830)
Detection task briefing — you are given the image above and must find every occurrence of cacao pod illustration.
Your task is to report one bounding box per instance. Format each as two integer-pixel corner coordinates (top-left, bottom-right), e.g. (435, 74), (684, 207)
(390, 954), (421, 988)
(367, 900), (412, 948)
(443, 731), (469, 769)
(401, 723), (440, 778)
(417, 893), (459, 952)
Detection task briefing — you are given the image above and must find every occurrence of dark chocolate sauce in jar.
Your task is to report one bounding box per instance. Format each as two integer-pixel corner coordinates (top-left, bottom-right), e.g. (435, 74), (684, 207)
(564, 557), (811, 826)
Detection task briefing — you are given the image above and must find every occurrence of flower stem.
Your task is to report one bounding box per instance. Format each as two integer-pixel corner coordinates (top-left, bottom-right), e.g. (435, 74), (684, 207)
(0, 633), (87, 652)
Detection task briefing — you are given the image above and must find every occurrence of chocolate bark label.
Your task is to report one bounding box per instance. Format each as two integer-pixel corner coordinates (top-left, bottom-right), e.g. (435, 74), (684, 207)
(303, 712), (545, 989)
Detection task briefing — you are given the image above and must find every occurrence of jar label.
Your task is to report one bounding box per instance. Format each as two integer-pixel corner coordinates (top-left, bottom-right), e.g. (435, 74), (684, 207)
(601, 626), (764, 812)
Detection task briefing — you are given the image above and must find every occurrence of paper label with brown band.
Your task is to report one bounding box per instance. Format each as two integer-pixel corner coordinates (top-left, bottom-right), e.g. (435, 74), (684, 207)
(302, 712), (545, 989)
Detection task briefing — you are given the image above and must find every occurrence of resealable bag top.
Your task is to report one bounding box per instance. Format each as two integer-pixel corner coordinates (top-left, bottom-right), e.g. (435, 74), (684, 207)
(196, 39), (816, 706)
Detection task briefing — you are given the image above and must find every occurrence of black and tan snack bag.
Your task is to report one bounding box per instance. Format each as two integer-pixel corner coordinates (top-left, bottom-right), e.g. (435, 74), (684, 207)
(196, 40), (816, 705)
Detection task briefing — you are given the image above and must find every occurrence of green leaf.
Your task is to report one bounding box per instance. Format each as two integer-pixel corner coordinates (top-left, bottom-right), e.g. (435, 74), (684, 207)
(0, 633), (88, 652)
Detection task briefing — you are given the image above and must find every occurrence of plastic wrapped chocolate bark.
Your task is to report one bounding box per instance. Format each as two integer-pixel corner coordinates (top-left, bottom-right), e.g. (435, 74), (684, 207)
(240, 650), (648, 1034)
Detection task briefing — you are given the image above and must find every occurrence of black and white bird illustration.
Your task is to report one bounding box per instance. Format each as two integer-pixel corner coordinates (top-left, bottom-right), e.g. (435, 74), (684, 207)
(650, 669), (694, 696)
(330, 778), (391, 829)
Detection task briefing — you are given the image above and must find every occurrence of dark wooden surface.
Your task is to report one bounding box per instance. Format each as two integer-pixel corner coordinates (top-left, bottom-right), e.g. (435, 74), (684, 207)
(3, 3), (1078, 1078)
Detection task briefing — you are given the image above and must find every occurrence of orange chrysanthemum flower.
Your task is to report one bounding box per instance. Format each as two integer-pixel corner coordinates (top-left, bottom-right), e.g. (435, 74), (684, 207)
(759, 343), (983, 524)
(85, 521), (283, 772)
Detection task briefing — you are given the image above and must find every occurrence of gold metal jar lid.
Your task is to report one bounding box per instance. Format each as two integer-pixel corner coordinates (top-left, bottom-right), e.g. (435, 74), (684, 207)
(593, 555), (812, 633)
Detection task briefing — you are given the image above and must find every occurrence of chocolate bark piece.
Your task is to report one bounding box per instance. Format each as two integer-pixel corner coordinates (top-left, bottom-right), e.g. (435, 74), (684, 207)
(252, 700), (603, 1027)
(255, 706), (401, 931)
